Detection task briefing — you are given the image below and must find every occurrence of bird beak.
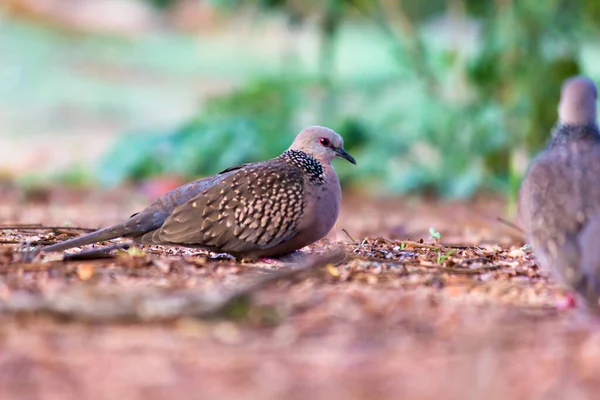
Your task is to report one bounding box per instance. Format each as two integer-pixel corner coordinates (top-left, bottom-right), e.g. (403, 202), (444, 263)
(335, 148), (356, 165)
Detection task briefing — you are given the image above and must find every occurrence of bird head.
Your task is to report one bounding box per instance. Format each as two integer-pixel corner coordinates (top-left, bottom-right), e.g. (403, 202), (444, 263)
(288, 126), (356, 165)
(559, 75), (598, 126)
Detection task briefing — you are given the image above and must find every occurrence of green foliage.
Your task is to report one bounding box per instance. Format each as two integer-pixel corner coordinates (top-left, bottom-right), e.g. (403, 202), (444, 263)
(467, 0), (582, 153)
(437, 248), (455, 264)
(98, 0), (600, 199)
(141, 0), (179, 9)
(99, 75), (368, 186)
(429, 228), (441, 241)
(100, 77), (302, 185)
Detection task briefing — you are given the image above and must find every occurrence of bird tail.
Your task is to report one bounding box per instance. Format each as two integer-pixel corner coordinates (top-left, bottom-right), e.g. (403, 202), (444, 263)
(576, 214), (600, 310)
(41, 224), (129, 253)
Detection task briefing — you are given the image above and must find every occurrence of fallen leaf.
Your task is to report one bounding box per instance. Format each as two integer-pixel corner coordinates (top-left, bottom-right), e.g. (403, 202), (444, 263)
(76, 264), (95, 281)
(326, 264), (340, 277)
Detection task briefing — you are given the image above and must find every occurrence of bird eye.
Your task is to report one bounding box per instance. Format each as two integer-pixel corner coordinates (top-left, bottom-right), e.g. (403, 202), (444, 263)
(318, 137), (331, 147)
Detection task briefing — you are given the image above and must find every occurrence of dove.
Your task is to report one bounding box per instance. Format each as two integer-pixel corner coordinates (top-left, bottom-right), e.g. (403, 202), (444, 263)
(519, 75), (600, 310)
(42, 126), (356, 260)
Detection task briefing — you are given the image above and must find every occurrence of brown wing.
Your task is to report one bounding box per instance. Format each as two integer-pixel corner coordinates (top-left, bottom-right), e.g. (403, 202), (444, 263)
(153, 161), (306, 254)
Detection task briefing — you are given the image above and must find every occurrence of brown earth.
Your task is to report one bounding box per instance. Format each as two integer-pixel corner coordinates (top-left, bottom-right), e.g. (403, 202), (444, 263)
(0, 183), (598, 400)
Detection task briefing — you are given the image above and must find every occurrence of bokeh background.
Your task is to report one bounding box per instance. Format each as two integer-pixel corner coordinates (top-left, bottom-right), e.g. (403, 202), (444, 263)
(2, 0), (600, 202)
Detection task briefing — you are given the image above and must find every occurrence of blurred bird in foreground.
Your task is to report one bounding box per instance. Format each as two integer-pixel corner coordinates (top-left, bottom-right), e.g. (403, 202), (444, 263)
(519, 75), (600, 312)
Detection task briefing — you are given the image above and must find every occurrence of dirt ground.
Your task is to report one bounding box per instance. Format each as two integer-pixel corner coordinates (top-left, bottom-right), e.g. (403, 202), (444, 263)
(1, 183), (600, 400)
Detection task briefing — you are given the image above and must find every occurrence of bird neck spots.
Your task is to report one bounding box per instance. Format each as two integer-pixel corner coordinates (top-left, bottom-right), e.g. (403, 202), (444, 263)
(550, 122), (600, 147)
(281, 150), (325, 184)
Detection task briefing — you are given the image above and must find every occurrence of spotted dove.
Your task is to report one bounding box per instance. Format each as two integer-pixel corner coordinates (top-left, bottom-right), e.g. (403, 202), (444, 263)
(519, 75), (600, 310)
(42, 126), (356, 260)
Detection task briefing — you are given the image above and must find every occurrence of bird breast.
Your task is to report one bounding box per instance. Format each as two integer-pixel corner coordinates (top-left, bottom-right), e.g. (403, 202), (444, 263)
(302, 167), (341, 240)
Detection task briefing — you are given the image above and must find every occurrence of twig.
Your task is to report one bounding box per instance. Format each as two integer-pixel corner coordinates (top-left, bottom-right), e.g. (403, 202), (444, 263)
(341, 229), (357, 243)
(349, 254), (498, 275)
(0, 224), (96, 232)
(416, 262), (500, 274)
(443, 244), (476, 250)
(401, 241), (479, 251)
(398, 241), (442, 250)
(62, 243), (131, 261)
(456, 256), (495, 265)
(354, 237), (443, 251)
(496, 217), (525, 234)
(0, 239), (56, 245)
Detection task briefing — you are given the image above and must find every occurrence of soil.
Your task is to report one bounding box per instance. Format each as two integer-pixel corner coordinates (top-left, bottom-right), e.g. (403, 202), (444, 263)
(0, 183), (598, 400)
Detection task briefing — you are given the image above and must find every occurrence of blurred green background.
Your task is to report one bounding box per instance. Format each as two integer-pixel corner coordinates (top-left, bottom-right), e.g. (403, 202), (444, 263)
(2, 0), (600, 200)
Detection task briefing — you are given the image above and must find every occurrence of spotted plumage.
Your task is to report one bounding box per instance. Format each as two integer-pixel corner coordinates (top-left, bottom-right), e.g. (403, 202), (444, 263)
(42, 125), (356, 260)
(281, 150), (325, 184)
(148, 160), (307, 252)
(519, 76), (600, 311)
(548, 123), (600, 148)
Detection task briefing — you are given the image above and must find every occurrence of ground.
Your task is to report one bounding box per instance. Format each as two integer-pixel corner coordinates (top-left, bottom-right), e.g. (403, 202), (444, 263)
(1, 183), (599, 400)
